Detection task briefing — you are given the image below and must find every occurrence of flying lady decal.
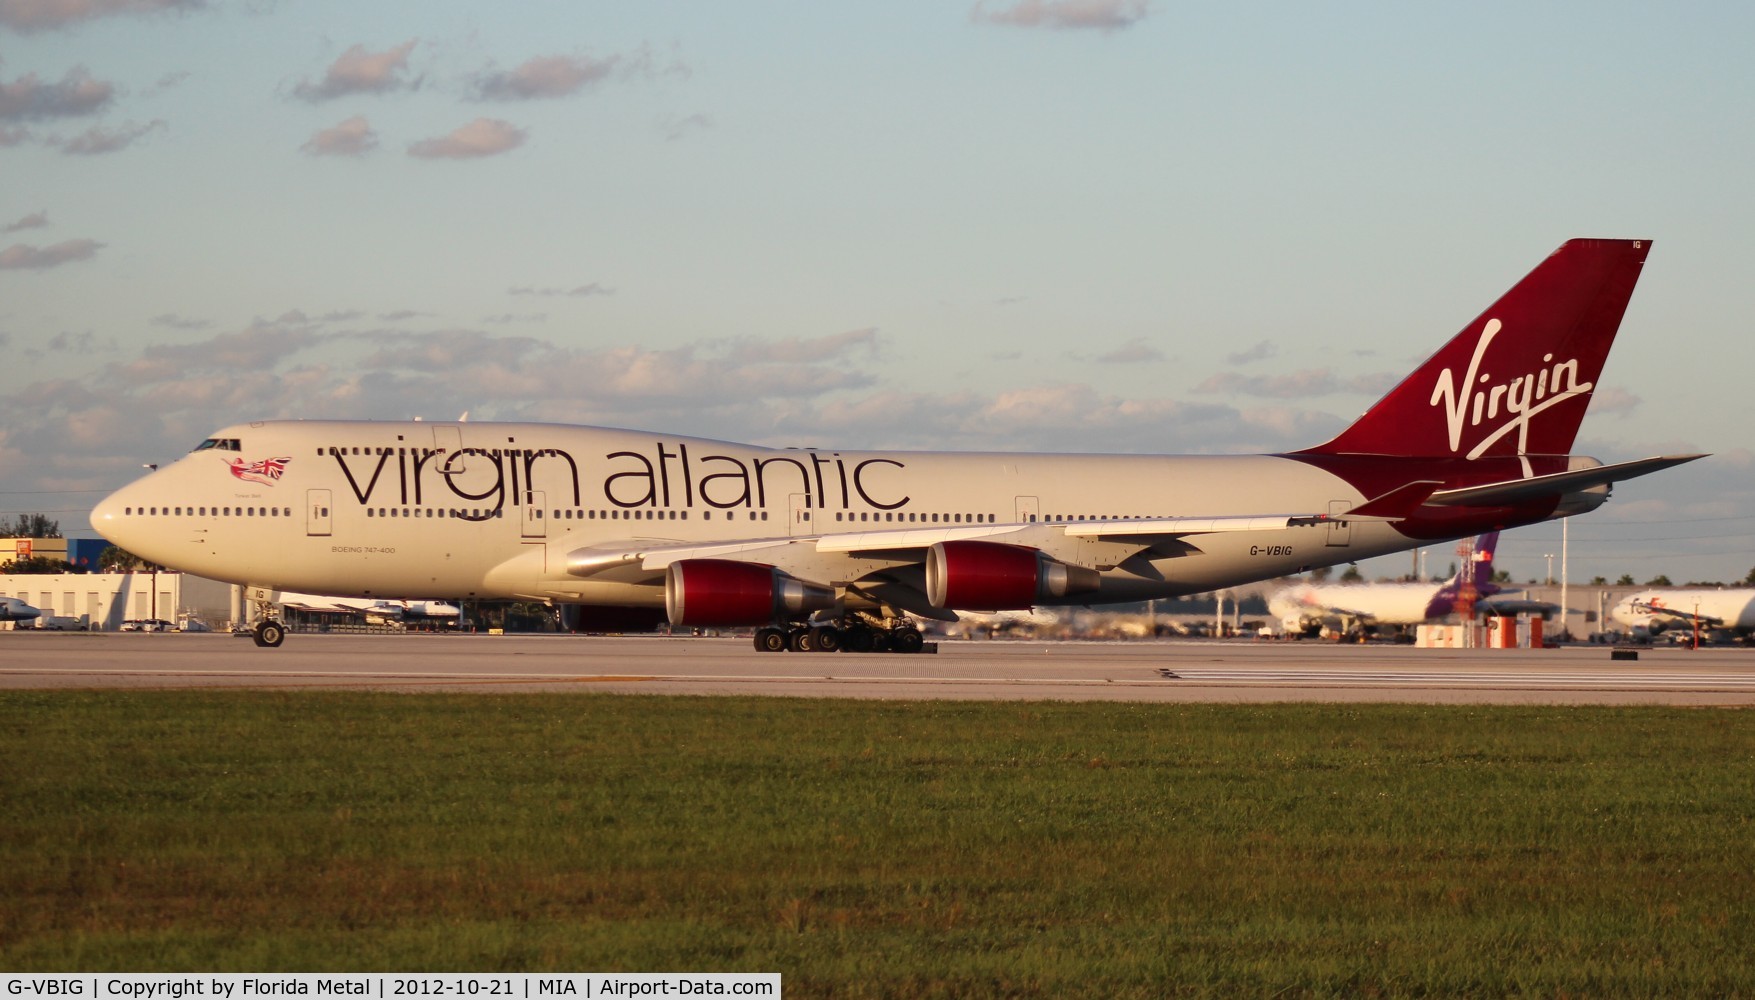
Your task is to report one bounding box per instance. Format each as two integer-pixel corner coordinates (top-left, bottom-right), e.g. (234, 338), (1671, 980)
(227, 456), (290, 487)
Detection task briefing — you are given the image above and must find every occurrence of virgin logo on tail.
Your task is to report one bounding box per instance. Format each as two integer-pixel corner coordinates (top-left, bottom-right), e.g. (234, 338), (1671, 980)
(1428, 319), (1593, 459)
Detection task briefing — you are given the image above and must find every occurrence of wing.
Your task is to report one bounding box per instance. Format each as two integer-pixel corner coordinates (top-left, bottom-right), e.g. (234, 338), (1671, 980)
(547, 478), (1441, 620)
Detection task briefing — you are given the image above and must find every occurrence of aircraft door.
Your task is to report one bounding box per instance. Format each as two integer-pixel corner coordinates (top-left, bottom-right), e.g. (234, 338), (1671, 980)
(789, 494), (812, 536)
(1015, 495), (1040, 524)
(1326, 500), (1352, 547)
(306, 489), (332, 537)
(522, 491), (547, 539)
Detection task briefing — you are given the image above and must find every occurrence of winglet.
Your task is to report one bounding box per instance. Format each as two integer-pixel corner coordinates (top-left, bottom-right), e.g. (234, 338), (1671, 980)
(1347, 480), (1442, 520)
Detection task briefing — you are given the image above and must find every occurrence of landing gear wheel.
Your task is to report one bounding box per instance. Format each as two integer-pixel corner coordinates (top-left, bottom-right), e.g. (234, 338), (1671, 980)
(788, 627), (818, 653)
(253, 621), (286, 648)
(841, 626), (874, 653)
(812, 627), (841, 653)
(892, 628), (924, 654)
(754, 627), (788, 653)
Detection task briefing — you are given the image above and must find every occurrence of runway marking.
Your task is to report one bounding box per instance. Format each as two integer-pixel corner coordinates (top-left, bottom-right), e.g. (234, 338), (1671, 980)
(1163, 668), (1755, 690)
(6, 666), (1755, 693)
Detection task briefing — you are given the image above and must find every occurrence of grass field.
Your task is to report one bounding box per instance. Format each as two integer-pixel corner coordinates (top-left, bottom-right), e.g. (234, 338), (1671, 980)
(2, 692), (1753, 996)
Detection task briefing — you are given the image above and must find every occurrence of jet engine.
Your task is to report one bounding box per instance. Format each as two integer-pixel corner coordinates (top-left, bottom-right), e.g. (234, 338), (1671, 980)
(925, 540), (1101, 611)
(665, 558), (836, 626)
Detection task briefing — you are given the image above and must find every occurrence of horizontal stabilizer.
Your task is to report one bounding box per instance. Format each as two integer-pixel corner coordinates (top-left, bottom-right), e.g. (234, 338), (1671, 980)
(1348, 481), (1443, 519)
(1427, 454), (1706, 507)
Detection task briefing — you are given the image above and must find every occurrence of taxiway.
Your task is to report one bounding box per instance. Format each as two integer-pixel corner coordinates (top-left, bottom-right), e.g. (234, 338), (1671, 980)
(3, 632), (1753, 704)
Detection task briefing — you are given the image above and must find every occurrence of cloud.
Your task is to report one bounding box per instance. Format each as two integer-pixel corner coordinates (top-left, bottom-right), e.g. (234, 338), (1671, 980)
(408, 117), (525, 159)
(971, 0), (1150, 31)
(0, 125), (30, 145)
(144, 70), (190, 96)
(482, 313), (546, 325)
(46, 330), (109, 354)
(150, 313), (209, 330)
(1586, 386), (1642, 417)
(293, 41), (419, 102)
(0, 238), (102, 270)
(1095, 339), (1163, 364)
(472, 54), (617, 100)
(1, 210), (47, 233)
(1224, 339), (1277, 365)
(663, 113), (713, 141)
(301, 115), (377, 157)
(55, 118), (164, 155)
(507, 283), (614, 298)
(1193, 368), (1398, 400)
(0, 67), (114, 121)
(0, 0), (203, 33)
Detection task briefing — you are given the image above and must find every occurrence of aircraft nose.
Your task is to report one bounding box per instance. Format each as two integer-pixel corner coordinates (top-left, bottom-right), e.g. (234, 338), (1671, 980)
(91, 480), (146, 549)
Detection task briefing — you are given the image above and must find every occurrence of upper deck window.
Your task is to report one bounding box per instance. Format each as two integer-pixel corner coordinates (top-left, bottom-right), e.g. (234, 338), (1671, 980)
(192, 438), (241, 453)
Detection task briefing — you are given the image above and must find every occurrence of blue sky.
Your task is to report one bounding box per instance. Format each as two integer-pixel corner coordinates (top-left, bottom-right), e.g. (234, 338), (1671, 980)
(3, 0), (1753, 586)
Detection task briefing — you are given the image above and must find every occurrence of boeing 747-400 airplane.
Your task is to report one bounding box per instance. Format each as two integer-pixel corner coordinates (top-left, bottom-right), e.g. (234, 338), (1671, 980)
(93, 239), (1702, 651)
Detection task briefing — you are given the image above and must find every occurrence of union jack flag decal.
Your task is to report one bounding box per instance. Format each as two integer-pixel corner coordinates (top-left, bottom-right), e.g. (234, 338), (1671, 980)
(226, 456), (291, 487)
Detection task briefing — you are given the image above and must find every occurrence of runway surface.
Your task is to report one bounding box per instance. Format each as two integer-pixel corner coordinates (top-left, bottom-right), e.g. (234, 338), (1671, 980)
(4, 631), (1755, 704)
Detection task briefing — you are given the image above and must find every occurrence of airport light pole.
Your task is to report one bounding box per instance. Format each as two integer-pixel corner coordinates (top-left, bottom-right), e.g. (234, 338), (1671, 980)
(1544, 553), (1555, 586)
(1560, 518), (1569, 642)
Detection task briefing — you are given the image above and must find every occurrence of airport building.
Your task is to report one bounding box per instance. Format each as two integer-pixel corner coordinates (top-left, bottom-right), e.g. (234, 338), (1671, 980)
(0, 537), (110, 570)
(0, 571), (236, 630)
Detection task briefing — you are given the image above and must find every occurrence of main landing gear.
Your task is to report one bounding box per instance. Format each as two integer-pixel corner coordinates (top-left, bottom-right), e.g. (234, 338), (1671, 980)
(753, 616), (927, 654)
(252, 619), (285, 647)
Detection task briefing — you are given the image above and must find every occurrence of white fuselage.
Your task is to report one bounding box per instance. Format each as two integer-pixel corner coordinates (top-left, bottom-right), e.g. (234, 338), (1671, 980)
(1268, 581), (1450, 629)
(93, 420), (1421, 607)
(1610, 590), (1755, 632)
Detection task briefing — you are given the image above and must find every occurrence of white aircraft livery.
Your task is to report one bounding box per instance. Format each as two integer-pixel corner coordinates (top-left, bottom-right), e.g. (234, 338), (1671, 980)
(1268, 531), (1557, 637)
(1610, 589), (1755, 637)
(1270, 531), (1502, 635)
(93, 239), (1703, 651)
(270, 592), (463, 621)
(1, 596), (43, 624)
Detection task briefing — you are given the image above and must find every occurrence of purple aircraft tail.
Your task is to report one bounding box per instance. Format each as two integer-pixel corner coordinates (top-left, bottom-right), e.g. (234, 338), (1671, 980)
(1425, 532), (1502, 617)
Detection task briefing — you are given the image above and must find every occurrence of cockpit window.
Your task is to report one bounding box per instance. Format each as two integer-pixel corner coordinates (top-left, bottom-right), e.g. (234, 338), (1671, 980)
(192, 438), (241, 452)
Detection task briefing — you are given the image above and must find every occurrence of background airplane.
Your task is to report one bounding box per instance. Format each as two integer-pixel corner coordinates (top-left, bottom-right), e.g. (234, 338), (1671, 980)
(270, 592), (462, 623)
(1, 596), (43, 625)
(1266, 532), (1553, 637)
(1609, 589), (1755, 639)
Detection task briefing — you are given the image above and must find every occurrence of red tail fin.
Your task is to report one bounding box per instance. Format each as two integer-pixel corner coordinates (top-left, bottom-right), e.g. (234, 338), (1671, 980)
(1302, 239), (1651, 459)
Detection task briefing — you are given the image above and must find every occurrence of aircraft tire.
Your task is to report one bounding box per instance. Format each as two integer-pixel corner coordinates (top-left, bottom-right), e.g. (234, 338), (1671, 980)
(754, 627), (788, 653)
(841, 626), (874, 653)
(788, 627), (817, 653)
(254, 621), (286, 648)
(892, 628), (924, 654)
(813, 626), (841, 653)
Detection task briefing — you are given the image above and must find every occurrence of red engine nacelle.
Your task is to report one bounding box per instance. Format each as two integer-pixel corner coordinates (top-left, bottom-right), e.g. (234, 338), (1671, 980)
(925, 540), (1100, 611)
(665, 559), (836, 627)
